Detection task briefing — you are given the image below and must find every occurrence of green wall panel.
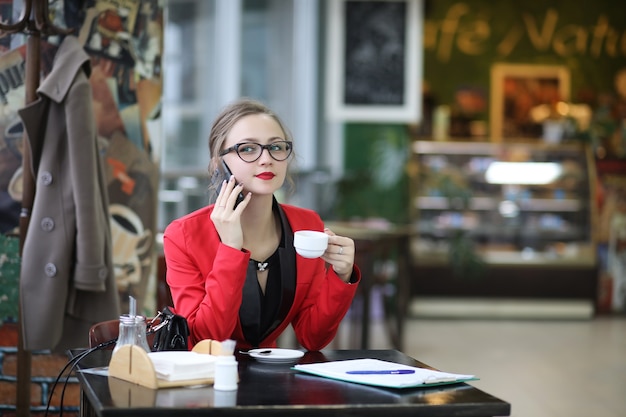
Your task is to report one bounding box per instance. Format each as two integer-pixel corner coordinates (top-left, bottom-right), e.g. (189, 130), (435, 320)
(337, 124), (410, 223)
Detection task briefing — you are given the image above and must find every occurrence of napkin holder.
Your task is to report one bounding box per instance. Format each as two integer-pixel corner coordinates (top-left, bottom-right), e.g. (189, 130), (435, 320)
(190, 339), (227, 355)
(108, 373), (157, 407)
(108, 344), (216, 389)
(107, 370), (214, 408)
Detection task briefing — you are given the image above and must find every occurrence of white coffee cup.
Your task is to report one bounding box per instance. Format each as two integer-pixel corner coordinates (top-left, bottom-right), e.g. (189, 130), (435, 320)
(294, 230), (329, 258)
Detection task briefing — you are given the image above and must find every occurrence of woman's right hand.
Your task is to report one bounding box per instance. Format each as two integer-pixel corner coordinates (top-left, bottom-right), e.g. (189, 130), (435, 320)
(210, 176), (250, 249)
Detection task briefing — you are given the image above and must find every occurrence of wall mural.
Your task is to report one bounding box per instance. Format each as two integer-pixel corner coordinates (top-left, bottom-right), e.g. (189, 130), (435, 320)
(0, 0), (162, 319)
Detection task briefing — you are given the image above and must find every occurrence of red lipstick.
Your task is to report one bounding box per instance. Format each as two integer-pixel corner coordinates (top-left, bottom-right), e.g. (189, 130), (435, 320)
(257, 172), (275, 180)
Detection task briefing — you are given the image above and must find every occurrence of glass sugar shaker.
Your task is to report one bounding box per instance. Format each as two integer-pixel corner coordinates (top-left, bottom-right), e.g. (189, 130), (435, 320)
(112, 314), (151, 354)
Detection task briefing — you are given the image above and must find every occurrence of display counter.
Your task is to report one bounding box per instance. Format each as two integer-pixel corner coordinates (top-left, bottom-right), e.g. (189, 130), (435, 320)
(408, 141), (598, 316)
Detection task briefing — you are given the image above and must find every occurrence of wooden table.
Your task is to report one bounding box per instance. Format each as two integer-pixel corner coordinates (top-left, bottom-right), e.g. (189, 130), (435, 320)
(69, 348), (510, 417)
(324, 221), (413, 350)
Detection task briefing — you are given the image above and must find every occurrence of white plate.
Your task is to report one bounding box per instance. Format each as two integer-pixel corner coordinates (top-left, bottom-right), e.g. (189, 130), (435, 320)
(248, 348), (304, 364)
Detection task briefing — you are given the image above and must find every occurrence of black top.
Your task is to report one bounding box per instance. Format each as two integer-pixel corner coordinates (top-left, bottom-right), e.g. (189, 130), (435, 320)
(258, 249), (280, 335)
(239, 201), (296, 347)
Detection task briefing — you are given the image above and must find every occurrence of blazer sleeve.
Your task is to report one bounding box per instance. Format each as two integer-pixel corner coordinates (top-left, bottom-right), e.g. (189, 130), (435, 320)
(163, 215), (250, 345)
(292, 264), (361, 351)
(284, 208), (361, 351)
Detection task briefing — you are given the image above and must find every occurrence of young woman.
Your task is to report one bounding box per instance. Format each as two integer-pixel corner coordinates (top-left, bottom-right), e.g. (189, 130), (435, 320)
(163, 98), (360, 351)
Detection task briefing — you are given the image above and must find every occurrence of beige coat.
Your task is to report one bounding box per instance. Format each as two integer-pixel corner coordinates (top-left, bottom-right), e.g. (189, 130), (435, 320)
(18, 36), (120, 352)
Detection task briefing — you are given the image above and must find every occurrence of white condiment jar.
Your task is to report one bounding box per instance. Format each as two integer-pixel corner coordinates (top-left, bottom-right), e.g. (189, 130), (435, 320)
(213, 355), (238, 391)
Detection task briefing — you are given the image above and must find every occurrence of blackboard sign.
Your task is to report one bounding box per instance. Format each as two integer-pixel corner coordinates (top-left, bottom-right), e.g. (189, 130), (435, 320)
(344, 1), (406, 106)
(325, 0), (422, 123)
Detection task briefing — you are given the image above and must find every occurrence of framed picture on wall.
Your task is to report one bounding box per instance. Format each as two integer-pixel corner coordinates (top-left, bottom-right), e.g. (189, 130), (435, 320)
(325, 0), (423, 123)
(490, 63), (570, 141)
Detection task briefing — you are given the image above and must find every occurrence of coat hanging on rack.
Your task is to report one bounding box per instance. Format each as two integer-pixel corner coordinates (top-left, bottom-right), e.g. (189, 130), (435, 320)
(18, 35), (120, 352)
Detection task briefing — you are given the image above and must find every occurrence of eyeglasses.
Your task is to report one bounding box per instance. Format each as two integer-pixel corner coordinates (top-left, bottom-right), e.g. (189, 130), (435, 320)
(219, 141), (293, 163)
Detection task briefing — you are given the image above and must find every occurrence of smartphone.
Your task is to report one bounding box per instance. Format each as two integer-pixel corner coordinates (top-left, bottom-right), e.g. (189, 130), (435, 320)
(218, 160), (245, 209)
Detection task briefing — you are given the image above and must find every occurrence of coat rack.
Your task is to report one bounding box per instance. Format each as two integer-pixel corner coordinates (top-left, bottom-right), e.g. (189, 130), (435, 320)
(0, 1), (71, 416)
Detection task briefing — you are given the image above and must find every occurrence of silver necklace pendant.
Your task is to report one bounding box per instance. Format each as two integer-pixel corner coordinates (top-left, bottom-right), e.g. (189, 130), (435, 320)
(257, 262), (269, 271)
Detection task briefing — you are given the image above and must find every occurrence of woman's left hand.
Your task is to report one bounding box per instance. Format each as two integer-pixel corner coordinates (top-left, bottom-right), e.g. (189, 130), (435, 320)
(321, 228), (355, 283)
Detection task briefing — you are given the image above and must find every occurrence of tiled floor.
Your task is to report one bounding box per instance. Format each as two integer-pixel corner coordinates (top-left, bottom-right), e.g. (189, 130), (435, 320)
(334, 314), (626, 417)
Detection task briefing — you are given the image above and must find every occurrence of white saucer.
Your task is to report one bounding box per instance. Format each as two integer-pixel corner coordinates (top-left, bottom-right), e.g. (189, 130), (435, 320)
(248, 348), (304, 364)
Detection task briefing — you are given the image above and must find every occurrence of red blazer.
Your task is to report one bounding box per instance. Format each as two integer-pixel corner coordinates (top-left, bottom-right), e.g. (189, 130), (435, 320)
(163, 203), (360, 351)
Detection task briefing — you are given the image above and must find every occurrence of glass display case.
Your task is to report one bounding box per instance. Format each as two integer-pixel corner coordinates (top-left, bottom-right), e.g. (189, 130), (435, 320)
(408, 141), (598, 311)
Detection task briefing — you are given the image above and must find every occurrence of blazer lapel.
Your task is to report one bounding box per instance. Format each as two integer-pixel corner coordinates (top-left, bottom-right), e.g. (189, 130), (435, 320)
(260, 204), (296, 341)
(239, 261), (262, 346)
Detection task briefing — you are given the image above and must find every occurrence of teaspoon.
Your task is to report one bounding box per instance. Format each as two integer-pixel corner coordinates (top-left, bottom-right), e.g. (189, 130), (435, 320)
(239, 349), (272, 355)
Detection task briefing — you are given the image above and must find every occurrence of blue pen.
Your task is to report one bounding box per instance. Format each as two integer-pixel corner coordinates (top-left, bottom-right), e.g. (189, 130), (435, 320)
(346, 369), (415, 375)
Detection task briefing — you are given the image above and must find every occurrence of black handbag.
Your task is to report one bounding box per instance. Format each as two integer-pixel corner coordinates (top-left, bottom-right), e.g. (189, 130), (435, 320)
(148, 306), (190, 351)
